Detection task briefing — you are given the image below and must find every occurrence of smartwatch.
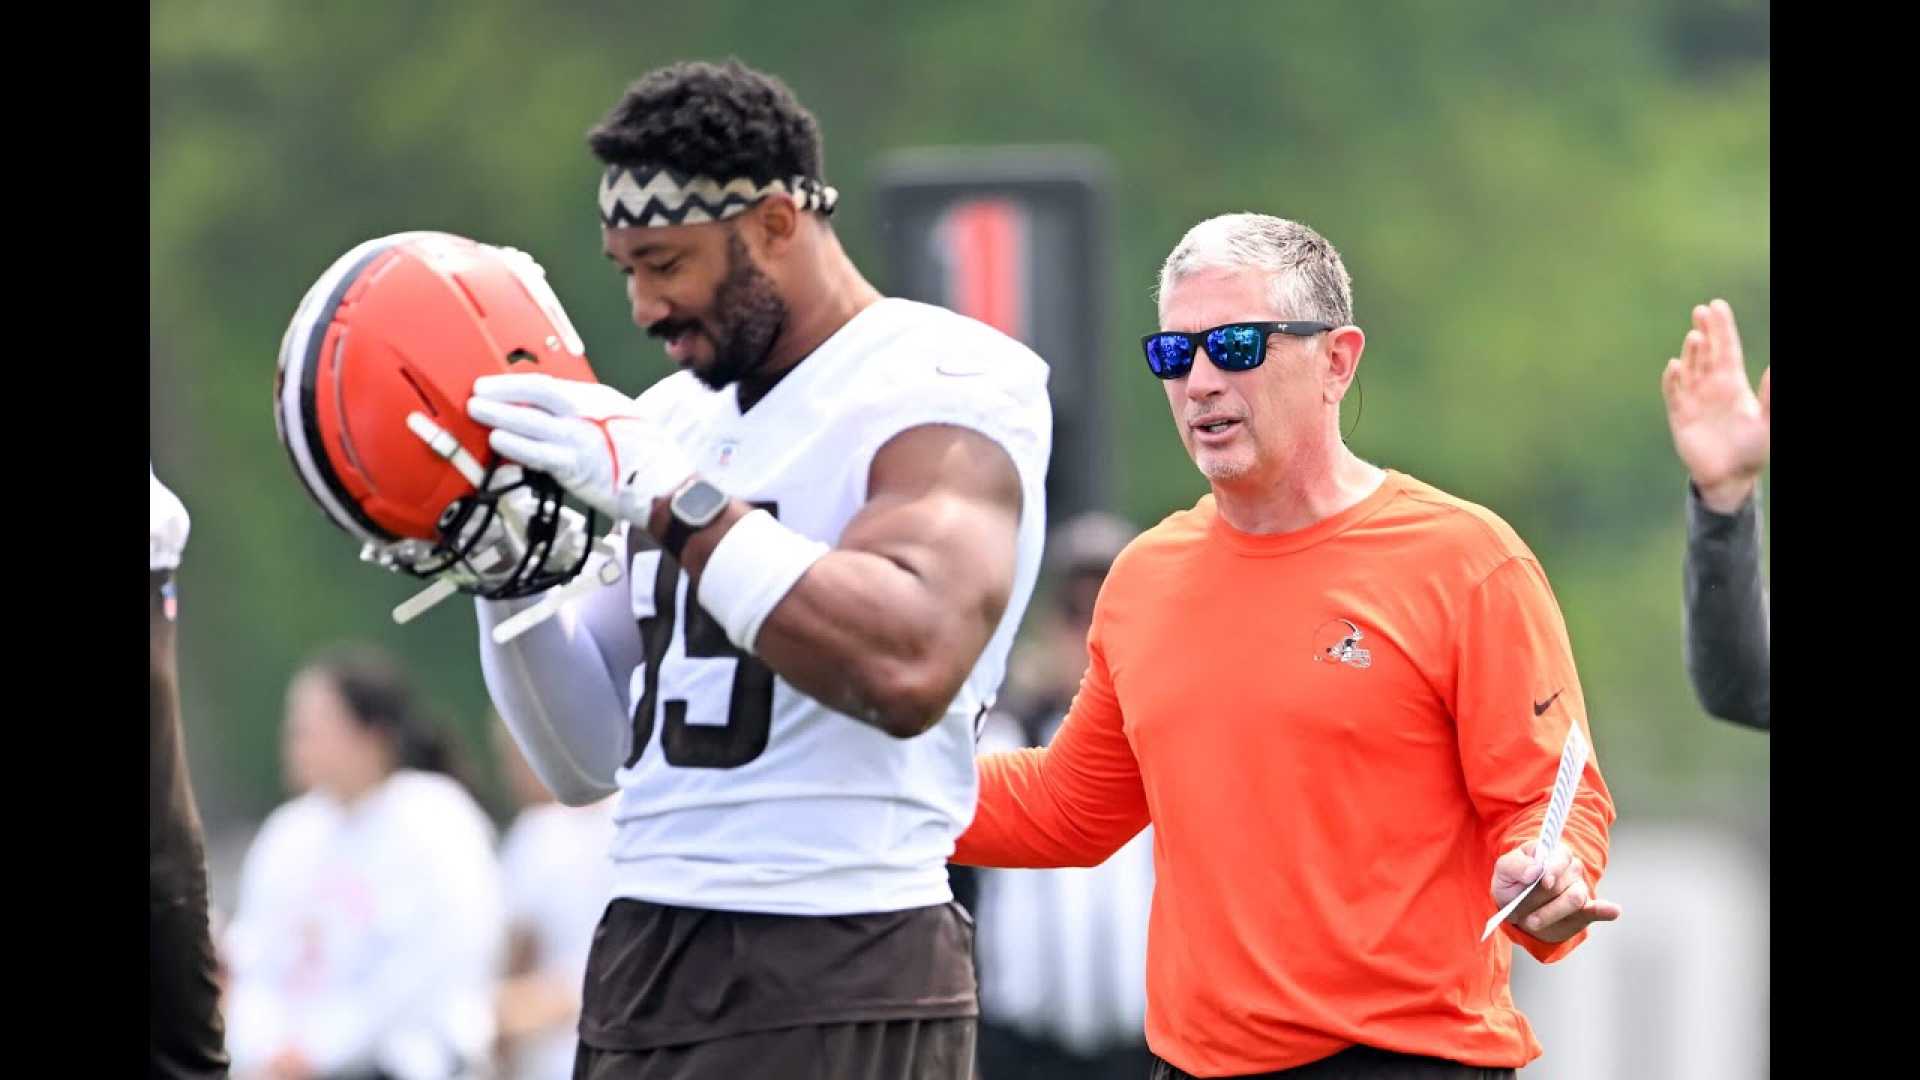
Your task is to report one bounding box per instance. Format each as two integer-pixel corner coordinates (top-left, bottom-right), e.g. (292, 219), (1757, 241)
(663, 477), (729, 561)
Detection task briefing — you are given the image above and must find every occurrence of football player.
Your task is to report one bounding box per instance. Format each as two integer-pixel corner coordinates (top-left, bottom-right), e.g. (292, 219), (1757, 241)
(278, 60), (1052, 1079)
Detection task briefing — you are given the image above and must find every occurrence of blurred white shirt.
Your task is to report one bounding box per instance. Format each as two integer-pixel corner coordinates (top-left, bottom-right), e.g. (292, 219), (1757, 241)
(224, 769), (506, 1080)
(974, 708), (1154, 1056)
(150, 466), (190, 571)
(498, 797), (616, 1080)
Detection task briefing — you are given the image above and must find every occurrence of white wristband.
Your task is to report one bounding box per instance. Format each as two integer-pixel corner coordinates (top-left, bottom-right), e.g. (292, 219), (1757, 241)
(697, 509), (830, 653)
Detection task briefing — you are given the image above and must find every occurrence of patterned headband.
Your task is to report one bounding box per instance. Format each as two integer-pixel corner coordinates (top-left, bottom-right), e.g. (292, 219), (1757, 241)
(598, 164), (840, 228)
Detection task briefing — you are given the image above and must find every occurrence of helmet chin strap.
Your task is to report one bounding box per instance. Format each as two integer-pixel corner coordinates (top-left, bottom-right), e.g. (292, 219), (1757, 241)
(486, 549), (624, 645)
(376, 412), (621, 634)
(391, 575), (459, 625)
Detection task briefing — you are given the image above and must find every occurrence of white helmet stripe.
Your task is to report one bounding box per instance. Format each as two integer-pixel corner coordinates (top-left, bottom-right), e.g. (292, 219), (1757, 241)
(275, 233), (440, 545)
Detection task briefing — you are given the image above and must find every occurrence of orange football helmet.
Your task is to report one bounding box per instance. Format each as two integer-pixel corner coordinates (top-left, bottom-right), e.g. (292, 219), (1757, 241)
(274, 231), (602, 598)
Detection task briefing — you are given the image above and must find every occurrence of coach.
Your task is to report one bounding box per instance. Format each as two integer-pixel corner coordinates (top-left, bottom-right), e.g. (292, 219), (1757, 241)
(954, 213), (1619, 1080)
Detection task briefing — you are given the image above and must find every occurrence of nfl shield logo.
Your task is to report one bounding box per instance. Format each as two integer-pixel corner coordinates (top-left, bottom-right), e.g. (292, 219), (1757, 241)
(161, 579), (179, 622)
(716, 441), (738, 468)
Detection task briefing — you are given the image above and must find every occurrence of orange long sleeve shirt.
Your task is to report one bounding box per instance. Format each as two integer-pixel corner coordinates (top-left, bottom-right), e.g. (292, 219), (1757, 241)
(955, 472), (1616, 1076)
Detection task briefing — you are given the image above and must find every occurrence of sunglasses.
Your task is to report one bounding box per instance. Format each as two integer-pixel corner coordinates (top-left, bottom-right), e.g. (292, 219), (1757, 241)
(1140, 321), (1335, 379)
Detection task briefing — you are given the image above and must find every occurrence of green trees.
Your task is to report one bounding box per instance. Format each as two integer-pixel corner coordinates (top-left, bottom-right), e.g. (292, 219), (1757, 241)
(152, 0), (1768, 823)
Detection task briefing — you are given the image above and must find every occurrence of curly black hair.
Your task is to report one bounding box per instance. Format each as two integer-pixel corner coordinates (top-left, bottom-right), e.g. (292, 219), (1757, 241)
(587, 58), (825, 185)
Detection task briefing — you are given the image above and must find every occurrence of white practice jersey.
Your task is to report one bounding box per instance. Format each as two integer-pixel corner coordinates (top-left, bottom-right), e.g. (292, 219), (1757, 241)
(150, 465), (190, 571)
(607, 297), (1051, 916)
(499, 798), (617, 1080)
(974, 709), (1154, 1055)
(223, 771), (506, 1080)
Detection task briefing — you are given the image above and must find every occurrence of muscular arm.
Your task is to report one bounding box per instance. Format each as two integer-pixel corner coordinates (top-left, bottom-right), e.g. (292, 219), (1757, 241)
(1682, 483), (1770, 730)
(659, 423), (1024, 738)
(150, 570), (231, 1079)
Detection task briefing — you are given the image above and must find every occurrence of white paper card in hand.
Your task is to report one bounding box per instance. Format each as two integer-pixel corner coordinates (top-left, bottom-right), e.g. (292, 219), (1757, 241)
(1481, 723), (1591, 942)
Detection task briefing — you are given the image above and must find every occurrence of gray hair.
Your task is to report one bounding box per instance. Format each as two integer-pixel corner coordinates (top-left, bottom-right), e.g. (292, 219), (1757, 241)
(1155, 213), (1354, 327)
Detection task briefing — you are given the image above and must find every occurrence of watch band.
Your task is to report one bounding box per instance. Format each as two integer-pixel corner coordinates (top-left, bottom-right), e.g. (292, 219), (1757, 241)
(663, 512), (697, 562)
(663, 479), (726, 562)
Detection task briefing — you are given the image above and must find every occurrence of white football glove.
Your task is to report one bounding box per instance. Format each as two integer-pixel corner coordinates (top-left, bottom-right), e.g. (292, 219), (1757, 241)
(364, 412), (620, 641)
(467, 373), (695, 526)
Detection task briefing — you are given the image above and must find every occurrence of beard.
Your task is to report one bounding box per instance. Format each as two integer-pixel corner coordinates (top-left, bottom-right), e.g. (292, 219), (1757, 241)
(650, 229), (789, 392)
(1195, 446), (1257, 482)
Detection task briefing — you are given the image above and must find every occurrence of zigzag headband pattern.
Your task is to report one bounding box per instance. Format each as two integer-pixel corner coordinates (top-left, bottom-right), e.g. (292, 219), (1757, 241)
(598, 165), (840, 228)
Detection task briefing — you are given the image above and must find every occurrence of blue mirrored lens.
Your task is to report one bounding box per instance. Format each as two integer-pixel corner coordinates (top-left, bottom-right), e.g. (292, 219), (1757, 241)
(1205, 324), (1265, 370)
(1145, 334), (1194, 376)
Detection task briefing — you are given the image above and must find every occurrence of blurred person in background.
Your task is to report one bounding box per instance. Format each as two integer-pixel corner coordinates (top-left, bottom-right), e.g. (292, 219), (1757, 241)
(223, 647), (506, 1080)
(972, 512), (1154, 1080)
(490, 716), (616, 1080)
(1660, 299), (1769, 731)
(151, 467), (231, 1078)
(955, 213), (1619, 1079)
